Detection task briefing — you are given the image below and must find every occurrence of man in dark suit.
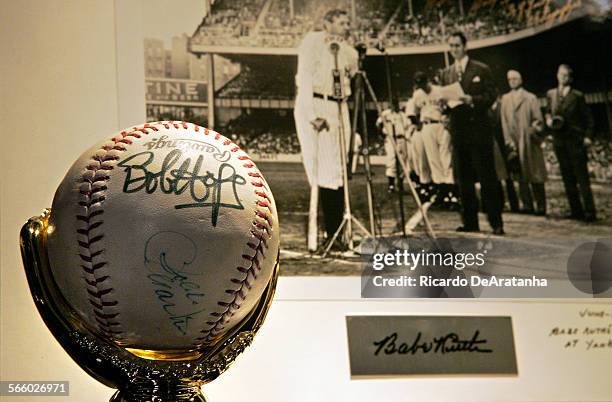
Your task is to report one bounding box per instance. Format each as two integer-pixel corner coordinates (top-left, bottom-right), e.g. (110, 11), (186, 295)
(441, 32), (504, 235)
(546, 64), (596, 222)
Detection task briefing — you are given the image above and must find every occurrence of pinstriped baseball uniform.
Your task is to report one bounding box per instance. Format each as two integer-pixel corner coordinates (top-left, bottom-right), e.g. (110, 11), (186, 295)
(294, 31), (358, 190)
(411, 86), (454, 184)
(405, 98), (431, 183)
(376, 108), (411, 178)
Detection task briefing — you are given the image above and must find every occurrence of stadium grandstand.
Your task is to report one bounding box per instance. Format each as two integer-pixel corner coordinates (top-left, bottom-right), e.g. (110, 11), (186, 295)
(190, 0), (604, 50)
(176, 0), (611, 180)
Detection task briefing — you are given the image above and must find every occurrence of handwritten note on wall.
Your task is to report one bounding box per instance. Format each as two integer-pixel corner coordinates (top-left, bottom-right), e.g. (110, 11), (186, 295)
(548, 307), (612, 351)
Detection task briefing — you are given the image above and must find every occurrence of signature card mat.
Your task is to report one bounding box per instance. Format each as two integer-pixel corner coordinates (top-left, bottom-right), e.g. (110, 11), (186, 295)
(346, 315), (518, 376)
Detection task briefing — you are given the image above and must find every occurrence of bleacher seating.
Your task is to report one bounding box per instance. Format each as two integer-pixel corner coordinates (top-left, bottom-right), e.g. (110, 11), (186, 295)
(217, 64), (294, 99)
(191, 0), (589, 48)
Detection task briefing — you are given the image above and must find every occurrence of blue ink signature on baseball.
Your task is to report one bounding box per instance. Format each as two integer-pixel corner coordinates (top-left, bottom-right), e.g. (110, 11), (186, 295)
(144, 231), (206, 335)
(118, 149), (246, 226)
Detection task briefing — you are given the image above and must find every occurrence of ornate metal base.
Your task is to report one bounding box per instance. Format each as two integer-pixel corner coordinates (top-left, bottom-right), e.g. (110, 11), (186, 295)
(20, 209), (279, 401)
(110, 380), (207, 402)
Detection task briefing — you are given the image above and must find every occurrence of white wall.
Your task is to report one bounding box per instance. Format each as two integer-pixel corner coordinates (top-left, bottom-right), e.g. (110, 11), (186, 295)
(1, 0), (120, 399)
(1, 2), (611, 402)
(208, 279), (612, 402)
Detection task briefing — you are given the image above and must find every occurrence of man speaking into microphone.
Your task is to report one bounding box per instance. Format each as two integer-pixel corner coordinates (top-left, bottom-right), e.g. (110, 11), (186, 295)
(294, 9), (358, 250)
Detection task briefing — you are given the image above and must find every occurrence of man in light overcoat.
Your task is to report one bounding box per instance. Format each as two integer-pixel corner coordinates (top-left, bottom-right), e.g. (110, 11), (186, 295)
(500, 70), (547, 215)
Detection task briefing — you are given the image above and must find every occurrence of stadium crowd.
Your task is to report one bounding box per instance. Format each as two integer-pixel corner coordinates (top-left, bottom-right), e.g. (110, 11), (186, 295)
(148, 112), (612, 183)
(221, 112), (301, 155)
(191, 0), (584, 48)
(193, 0), (265, 46)
(384, 1), (524, 47)
(217, 65), (294, 99)
(221, 125), (612, 182)
(545, 139), (612, 183)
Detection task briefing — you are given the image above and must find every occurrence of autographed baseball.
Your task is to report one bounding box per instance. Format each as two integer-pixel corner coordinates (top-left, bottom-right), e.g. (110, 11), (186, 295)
(46, 121), (280, 351)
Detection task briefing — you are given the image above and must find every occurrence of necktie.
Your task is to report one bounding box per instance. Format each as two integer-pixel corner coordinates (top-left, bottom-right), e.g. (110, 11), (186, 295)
(555, 88), (565, 114)
(559, 87), (567, 101)
(457, 63), (463, 82)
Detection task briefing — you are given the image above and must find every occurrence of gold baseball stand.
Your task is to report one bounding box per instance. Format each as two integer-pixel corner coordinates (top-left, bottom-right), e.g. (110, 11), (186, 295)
(20, 209), (279, 402)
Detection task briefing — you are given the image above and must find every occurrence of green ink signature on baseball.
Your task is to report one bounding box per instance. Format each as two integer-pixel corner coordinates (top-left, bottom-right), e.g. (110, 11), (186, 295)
(118, 149), (246, 226)
(144, 231), (206, 336)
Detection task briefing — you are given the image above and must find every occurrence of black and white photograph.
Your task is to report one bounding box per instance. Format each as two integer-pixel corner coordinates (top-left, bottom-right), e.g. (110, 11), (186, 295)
(139, 0), (612, 275)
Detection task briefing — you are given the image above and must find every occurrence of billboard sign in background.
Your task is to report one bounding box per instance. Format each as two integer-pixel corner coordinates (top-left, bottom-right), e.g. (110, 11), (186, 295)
(145, 78), (207, 106)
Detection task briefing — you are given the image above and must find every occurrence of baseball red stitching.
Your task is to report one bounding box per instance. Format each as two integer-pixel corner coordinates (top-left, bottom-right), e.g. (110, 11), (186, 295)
(195, 148), (274, 345)
(74, 121), (274, 346)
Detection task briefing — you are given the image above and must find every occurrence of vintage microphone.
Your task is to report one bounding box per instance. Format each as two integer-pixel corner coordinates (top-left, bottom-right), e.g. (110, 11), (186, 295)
(347, 42), (368, 178)
(330, 43), (342, 94)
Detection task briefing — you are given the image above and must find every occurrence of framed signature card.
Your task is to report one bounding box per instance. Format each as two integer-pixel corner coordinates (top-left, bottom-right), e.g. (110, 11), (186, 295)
(346, 315), (518, 376)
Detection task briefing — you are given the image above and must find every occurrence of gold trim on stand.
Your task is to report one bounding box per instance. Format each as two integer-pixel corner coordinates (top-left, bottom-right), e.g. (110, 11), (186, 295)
(20, 209), (279, 401)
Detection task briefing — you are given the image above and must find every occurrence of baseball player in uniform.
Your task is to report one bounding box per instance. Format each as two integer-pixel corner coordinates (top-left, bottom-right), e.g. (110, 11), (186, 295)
(405, 91), (432, 201)
(294, 9), (358, 245)
(376, 99), (412, 191)
(410, 72), (457, 207)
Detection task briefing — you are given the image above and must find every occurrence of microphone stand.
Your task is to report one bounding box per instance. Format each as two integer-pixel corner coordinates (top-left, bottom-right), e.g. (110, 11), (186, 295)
(381, 46), (406, 237)
(350, 44), (377, 237)
(321, 42), (372, 257)
(374, 42), (437, 241)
